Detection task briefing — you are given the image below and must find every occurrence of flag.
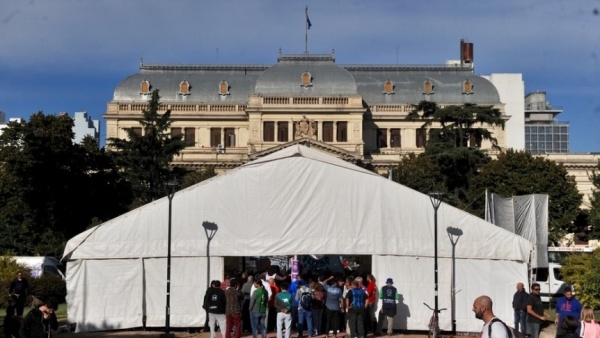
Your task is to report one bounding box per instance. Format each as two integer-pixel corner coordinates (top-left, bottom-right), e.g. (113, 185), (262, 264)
(306, 6), (312, 29)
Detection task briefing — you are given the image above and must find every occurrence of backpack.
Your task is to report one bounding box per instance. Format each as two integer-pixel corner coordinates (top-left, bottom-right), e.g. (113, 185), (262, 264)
(256, 288), (268, 314)
(489, 318), (526, 338)
(351, 288), (365, 309)
(300, 290), (313, 310)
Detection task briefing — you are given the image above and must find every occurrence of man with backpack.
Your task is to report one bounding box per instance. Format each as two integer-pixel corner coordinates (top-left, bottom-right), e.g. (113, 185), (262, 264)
(250, 278), (269, 338)
(377, 278), (398, 336)
(346, 280), (368, 338)
(473, 295), (514, 338)
(204, 280), (227, 338)
(296, 280), (314, 338)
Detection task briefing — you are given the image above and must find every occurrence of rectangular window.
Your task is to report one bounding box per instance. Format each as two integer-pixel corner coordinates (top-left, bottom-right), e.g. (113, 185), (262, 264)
(263, 122), (275, 142)
(171, 127), (182, 139)
(277, 122), (288, 142)
(130, 127), (142, 136)
(377, 128), (387, 148)
(184, 128), (195, 146)
(224, 128), (235, 147)
(390, 129), (401, 148)
(210, 128), (221, 147)
(336, 122), (347, 142)
(322, 122), (334, 142)
(416, 129), (427, 148)
(470, 131), (482, 148)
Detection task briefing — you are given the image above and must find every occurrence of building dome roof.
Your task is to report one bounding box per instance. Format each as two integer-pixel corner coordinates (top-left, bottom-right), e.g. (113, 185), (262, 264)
(255, 54), (358, 96)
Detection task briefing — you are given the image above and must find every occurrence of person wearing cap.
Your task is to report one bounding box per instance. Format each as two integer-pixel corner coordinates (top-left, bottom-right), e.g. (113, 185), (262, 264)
(377, 278), (399, 336)
(19, 297), (59, 338)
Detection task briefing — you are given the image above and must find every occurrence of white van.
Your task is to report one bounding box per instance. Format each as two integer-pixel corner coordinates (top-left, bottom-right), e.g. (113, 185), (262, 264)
(531, 246), (593, 302)
(11, 256), (65, 280)
(531, 262), (568, 303)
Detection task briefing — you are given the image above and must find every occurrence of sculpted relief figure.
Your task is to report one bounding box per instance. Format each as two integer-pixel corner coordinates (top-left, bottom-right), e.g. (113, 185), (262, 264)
(294, 115), (316, 139)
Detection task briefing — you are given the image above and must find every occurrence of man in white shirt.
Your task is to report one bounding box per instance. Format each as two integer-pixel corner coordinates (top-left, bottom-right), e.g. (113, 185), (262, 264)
(473, 295), (509, 338)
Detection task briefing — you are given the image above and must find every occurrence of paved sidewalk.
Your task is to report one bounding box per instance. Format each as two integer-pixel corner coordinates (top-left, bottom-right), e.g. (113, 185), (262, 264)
(540, 324), (557, 338)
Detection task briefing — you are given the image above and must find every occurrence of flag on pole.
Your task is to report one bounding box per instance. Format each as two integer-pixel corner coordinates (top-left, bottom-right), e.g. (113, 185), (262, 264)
(306, 6), (312, 29)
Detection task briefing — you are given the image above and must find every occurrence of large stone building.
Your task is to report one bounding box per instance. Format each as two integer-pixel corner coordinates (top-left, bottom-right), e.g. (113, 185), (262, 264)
(105, 42), (598, 207)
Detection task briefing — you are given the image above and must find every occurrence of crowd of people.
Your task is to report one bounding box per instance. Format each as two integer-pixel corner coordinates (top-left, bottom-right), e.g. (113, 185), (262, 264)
(203, 269), (398, 338)
(507, 283), (600, 338)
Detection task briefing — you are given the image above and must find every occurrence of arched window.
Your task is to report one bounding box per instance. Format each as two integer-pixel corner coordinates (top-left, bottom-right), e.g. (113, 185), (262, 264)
(383, 80), (395, 94)
(179, 80), (190, 95)
(463, 79), (474, 94)
(423, 80), (434, 95)
(140, 80), (151, 94)
(218, 80), (230, 96)
(301, 71), (313, 87)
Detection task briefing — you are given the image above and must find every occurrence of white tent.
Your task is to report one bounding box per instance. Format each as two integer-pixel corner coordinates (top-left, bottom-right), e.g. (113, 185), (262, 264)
(63, 145), (532, 333)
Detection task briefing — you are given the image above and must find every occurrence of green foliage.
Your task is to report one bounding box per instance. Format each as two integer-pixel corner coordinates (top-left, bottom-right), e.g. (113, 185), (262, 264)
(405, 101), (504, 205)
(29, 275), (67, 304)
(391, 153), (445, 194)
(561, 249), (600, 309)
(179, 166), (218, 189)
(0, 113), (130, 256)
(108, 90), (186, 207)
(469, 149), (582, 243)
(588, 161), (600, 239)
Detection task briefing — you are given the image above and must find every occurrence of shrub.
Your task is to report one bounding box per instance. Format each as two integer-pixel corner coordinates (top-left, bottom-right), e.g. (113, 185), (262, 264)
(562, 248), (600, 308)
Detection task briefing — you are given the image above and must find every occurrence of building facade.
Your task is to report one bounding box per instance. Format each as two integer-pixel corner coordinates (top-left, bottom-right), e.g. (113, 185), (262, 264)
(524, 91), (569, 154)
(105, 44), (598, 207)
(73, 111), (100, 144)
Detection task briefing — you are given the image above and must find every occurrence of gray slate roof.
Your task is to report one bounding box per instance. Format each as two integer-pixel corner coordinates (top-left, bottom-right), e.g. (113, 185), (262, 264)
(112, 54), (501, 105)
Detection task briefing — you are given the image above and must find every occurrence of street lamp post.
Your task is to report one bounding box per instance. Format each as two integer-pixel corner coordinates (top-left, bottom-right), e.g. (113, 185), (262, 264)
(429, 192), (443, 336)
(202, 221), (218, 288)
(161, 182), (178, 338)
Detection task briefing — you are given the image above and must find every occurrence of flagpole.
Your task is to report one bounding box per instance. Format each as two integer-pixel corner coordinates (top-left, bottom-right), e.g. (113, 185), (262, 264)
(305, 5), (308, 54)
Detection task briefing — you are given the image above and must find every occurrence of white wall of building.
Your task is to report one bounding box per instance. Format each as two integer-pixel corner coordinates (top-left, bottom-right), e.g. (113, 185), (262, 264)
(483, 74), (525, 150)
(73, 111), (100, 144)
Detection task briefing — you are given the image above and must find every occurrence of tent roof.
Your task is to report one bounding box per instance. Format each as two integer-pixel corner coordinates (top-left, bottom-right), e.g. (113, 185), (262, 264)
(63, 145), (532, 262)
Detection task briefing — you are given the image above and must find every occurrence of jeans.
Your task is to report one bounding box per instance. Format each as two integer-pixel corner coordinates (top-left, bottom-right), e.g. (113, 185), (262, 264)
(251, 312), (267, 338)
(348, 308), (365, 338)
(226, 313), (242, 338)
(209, 313), (227, 338)
(297, 308), (313, 337)
(514, 310), (527, 335)
(528, 322), (541, 338)
(277, 312), (292, 338)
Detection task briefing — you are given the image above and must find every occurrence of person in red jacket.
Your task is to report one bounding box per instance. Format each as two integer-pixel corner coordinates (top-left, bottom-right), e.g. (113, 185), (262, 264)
(365, 274), (378, 335)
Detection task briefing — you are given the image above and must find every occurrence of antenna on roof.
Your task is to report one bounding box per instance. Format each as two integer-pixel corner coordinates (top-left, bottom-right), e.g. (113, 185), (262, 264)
(139, 57), (144, 69)
(216, 48), (219, 64)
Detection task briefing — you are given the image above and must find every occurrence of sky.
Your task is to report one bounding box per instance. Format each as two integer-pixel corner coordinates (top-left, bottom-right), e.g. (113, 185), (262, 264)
(1, 0), (599, 152)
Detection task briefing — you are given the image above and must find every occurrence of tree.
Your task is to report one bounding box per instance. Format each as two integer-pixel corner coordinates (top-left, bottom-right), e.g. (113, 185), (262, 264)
(561, 249), (600, 309)
(390, 153), (445, 195)
(0, 113), (130, 256)
(406, 101), (504, 204)
(587, 160), (600, 239)
(468, 149), (582, 243)
(108, 89), (186, 207)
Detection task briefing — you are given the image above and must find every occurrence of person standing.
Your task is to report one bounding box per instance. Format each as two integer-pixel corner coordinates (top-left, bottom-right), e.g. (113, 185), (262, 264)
(579, 306), (600, 338)
(250, 279), (269, 338)
(296, 280), (314, 338)
(242, 275), (254, 332)
(346, 280), (368, 338)
(377, 278), (399, 336)
(225, 278), (245, 338)
(512, 282), (529, 335)
(276, 282), (294, 338)
(267, 278), (281, 332)
(312, 282), (325, 336)
(204, 280), (227, 338)
(365, 275), (378, 336)
(555, 287), (583, 337)
(527, 283), (549, 338)
(9, 271), (29, 316)
(324, 278), (344, 338)
(472, 295), (508, 338)
(19, 297), (58, 338)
